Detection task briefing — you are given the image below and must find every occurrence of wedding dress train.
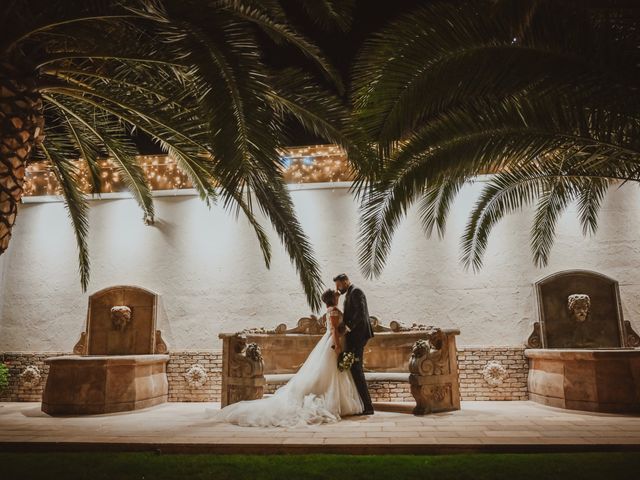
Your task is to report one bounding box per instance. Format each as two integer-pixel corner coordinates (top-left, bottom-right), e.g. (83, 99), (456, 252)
(207, 317), (364, 427)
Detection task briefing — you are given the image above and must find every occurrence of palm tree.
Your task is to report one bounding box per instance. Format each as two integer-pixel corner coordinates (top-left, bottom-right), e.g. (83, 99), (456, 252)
(0, 0), (354, 309)
(352, 0), (640, 278)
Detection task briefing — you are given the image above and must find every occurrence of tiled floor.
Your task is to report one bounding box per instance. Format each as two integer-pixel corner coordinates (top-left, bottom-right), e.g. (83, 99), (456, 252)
(1, 401), (639, 453)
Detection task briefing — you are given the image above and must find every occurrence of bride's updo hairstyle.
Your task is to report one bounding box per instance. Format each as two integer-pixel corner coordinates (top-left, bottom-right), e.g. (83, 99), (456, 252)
(321, 289), (338, 307)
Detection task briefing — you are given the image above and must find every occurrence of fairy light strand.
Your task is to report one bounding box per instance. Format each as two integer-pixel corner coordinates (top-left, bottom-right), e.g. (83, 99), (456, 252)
(23, 145), (352, 197)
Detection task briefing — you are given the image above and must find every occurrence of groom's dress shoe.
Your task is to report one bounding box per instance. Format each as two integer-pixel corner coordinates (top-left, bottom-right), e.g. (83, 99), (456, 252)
(358, 409), (374, 416)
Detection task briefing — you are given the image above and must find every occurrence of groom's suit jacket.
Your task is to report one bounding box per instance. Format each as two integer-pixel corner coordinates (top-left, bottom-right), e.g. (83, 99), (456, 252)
(343, 284), (374, 346)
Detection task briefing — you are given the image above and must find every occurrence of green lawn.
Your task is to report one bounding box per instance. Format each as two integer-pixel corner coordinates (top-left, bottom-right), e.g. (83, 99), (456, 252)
(1, 452), (639, 480)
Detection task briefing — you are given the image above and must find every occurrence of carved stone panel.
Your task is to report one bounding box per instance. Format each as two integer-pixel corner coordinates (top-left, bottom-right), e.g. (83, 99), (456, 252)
(530, 270), (633, 348)
(219, 334), (266, 407)
(73, 332), (88, 355)
(86, 286), (158, 355)
(408, 330), (461, 415)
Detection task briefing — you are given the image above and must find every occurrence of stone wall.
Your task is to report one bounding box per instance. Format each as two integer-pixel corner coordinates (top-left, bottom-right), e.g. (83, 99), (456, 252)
(1, 347), (528, 403)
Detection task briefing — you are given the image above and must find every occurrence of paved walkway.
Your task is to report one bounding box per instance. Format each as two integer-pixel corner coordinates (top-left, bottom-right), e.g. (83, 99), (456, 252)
(1, 401), (639, 454)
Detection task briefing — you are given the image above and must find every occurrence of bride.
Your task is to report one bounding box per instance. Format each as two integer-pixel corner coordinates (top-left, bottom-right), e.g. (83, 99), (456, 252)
(207, 289), (364, 427)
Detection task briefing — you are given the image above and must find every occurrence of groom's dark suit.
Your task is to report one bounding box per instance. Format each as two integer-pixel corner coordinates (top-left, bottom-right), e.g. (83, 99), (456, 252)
(343, 284), (374, 412)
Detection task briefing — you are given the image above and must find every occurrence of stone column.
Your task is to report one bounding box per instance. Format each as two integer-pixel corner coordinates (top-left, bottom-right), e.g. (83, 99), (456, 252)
(218, 333), (265, 408)
(409, 329), (461, 415)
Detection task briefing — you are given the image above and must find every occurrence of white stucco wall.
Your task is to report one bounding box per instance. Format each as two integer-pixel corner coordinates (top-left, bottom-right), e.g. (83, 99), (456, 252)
(1, 181), (640, 352)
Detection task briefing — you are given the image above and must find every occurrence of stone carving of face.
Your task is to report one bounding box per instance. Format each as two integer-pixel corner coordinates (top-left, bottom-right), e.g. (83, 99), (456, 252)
(568, 294), (590, 323)
(111, 305), (132, 331)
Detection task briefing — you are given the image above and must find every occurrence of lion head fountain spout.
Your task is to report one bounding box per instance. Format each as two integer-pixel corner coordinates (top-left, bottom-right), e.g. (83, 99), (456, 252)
(567, 294), (590, 323)
(110, 305), (132, 331)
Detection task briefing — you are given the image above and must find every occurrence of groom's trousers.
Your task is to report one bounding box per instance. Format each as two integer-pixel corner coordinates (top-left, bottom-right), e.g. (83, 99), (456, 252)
(348, 342), (374, 412)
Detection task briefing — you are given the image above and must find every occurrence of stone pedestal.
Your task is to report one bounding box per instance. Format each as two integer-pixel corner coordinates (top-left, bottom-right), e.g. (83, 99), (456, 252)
(526, 348), (640, 413)
(409, 329), (461, 415)
(218, 334), (265, 408)
(42, 354), (169, 415)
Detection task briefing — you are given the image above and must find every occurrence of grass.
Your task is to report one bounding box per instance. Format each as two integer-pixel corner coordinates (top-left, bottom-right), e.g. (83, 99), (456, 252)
(1, 452), (640, 480)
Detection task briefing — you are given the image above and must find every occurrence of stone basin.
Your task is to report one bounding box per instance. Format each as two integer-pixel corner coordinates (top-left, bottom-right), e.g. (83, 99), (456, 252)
(41, 354), (169, 415)
(525, 348), (640, 413)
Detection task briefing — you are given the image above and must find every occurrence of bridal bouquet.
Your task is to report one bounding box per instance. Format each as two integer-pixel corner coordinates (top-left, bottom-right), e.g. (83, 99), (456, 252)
(337, 351), (356, 372)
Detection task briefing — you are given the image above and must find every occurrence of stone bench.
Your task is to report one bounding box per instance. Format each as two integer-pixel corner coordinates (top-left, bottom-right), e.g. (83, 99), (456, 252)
(218, 316), (461, 415)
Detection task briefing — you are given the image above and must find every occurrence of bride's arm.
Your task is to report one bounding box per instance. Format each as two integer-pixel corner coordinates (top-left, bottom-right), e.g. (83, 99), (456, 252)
(329, 309), (343, 355)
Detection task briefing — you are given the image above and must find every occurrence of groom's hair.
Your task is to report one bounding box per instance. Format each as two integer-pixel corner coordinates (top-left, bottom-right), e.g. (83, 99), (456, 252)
(321, 289), (338, 307)
(332, 273), (349, 282)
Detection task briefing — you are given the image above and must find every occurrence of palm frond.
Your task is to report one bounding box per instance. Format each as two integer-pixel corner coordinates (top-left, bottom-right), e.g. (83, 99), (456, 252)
(39, 140), (90, 291)
(43, 93), (155, 221)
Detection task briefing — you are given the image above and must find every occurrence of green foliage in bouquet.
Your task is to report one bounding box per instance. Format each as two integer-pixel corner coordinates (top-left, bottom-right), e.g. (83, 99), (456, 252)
(337, 351), (356, 372)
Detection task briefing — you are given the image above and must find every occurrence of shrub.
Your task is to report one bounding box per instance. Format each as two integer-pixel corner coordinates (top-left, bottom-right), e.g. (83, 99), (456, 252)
(0, 362), (9, 392)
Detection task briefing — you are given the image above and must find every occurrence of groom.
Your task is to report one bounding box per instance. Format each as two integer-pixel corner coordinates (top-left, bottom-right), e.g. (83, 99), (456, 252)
(334, 273), (374, 415)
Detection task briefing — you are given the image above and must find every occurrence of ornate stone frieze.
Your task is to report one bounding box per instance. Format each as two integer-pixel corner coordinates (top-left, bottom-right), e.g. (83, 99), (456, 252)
(390, 321), (437, 332)
(244, 316), (437, 336)
(184, 364), (208, 389)
(370, 316), (391, 332)
(241, 324), (287, 335)
(242, 316), (326, 335)
(482, 361), (508, 387)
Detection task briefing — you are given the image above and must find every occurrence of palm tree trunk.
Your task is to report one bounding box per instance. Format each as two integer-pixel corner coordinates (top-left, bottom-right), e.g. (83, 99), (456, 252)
(0, 63), (44, 254)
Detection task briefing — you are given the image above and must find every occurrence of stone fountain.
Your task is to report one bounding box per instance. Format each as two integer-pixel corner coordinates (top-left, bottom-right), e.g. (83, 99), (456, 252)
(525, 270), (640, 413)
(41, 286), (170, 415)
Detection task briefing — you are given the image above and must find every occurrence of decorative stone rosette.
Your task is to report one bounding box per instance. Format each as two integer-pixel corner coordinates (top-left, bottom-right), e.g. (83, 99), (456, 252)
(482, 361), (508, 387)
(184, 364), (208, 389)
(20, 365), (41, 388)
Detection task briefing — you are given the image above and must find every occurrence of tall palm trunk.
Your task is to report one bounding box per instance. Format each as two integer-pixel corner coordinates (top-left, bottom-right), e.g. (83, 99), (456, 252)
(0, 63), (44, 254)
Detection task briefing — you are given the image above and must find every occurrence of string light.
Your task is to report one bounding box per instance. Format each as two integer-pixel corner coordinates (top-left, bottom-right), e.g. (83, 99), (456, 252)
(23, 145), (352, 197)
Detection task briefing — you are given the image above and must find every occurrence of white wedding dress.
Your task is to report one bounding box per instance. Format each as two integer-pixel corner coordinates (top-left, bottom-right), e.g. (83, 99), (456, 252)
(207, 307), (364, 427)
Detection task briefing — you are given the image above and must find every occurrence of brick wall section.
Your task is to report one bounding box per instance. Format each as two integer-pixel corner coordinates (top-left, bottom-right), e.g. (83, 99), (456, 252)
(264, 347), (528, 403)
(0, 352), (67, 402)
(0, 347), (528, 402)
(167, 351), (222, 402)
(458, 347), (529, 401)
(367, 381), (413, 402)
